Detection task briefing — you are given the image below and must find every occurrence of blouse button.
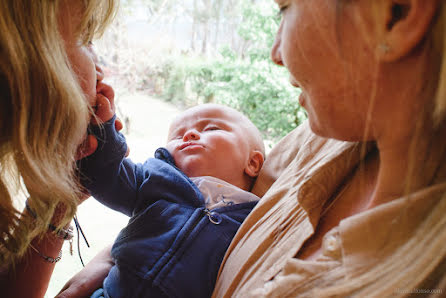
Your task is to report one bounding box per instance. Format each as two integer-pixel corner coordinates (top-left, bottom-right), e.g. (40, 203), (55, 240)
(322, 231), (342, 259)
(325, 235), (338, 251)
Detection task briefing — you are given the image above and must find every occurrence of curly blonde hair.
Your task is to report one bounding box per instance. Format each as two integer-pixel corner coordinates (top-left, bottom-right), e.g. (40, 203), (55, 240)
(0, 0), (117, 266)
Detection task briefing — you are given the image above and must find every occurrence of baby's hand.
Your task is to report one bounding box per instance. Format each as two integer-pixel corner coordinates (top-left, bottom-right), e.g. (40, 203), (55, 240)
(92, 82), (115, 125)
(76, 82), (129, 160)
(93, 82), (127, 141)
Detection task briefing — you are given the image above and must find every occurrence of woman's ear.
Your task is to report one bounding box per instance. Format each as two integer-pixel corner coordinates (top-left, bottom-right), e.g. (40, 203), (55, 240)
(244, 151), (264, 178)
(377, 0), (440, 62)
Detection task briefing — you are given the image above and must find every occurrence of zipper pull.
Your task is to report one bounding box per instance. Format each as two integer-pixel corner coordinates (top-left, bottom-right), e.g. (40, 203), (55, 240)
(204, 208), (222, 225)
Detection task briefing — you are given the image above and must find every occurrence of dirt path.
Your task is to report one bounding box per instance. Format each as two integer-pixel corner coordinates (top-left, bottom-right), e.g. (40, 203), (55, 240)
(46, 94), (181, 297)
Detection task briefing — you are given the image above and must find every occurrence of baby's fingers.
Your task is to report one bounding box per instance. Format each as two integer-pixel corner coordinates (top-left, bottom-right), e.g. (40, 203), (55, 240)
(97, 82), (115, 111)
(92, 94), (114, 125)
(115, 117), (124, 131)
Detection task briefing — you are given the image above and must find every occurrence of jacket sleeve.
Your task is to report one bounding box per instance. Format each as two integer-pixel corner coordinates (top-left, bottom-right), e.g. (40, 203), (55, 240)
(77, 115), (142, 216)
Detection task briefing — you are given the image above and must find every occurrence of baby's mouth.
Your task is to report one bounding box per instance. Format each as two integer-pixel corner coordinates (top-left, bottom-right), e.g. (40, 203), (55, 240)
(179, 142), (203, 150)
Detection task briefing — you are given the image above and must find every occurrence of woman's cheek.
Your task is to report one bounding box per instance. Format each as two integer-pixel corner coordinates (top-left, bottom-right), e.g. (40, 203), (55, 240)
(70, 48), (98, 106)
(86, 89), (97, 107)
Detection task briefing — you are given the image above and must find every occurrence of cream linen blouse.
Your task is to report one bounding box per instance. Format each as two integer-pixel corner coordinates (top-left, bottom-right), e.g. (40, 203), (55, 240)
(212, 121), (446, 298)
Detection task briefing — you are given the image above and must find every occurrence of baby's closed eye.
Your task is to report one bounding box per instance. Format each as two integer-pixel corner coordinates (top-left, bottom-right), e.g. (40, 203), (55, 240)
(204, 125), (221, 131)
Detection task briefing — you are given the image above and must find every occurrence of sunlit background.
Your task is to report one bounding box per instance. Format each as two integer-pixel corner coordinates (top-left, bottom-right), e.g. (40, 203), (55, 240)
(47, 0), (304, 296)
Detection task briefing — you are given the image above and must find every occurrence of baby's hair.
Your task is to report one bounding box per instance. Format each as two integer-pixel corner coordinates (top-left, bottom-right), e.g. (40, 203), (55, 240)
(192, 103), (265, 156)
(240, 112), (265, 157)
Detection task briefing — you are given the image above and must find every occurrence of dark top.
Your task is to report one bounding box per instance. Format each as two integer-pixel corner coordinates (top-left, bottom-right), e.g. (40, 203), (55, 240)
(79, 116), (257, 298)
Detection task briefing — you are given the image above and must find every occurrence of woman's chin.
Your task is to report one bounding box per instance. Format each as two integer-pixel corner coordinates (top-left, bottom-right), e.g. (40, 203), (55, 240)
(307, 119), (324, 137)
(307, 115), (332, 138)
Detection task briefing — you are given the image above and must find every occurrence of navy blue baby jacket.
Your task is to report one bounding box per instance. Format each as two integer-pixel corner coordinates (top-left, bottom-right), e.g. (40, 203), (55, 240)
(79, 116), (257, 298)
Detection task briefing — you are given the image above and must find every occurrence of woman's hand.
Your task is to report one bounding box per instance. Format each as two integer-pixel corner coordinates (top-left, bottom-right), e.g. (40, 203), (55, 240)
(56, 244), (114, 298)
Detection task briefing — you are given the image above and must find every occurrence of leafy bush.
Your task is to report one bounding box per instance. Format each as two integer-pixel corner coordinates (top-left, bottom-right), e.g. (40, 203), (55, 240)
(159, 1), (306, 140)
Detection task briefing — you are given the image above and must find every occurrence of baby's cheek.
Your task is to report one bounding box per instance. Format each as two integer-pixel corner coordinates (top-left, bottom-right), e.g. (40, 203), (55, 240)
(172, 152), (181, 166)
(166, 147), (180, 166)
(165, 142), (177, 155)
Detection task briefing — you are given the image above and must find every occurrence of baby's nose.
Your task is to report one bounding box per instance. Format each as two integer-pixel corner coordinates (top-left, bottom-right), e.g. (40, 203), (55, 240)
(183, 129), (200, 141)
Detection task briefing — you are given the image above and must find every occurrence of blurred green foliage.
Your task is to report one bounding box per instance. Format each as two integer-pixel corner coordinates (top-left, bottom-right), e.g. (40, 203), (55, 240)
(160, 1), (306, 140)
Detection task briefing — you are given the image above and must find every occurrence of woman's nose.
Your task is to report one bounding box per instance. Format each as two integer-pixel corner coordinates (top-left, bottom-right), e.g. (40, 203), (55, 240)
(88, 44), (104, 82)
(271, 22), (284, 66)
(183, 129), (200, 141)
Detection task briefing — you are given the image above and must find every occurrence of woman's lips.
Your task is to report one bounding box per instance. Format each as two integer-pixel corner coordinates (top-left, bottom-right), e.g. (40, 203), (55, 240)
(288, 77), (305, 106)
(298, 92), (305, 106)
(289, 76), (300, 88)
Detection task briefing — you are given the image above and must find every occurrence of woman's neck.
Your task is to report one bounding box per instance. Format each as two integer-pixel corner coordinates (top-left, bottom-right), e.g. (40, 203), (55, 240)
(370, 122), (446, 208)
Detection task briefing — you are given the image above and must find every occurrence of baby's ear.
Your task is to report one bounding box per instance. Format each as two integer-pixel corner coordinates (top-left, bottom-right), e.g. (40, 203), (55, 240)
(244, 151), (264, 178)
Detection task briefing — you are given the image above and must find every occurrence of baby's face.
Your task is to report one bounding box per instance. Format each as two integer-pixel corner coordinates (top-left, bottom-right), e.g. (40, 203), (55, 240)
(166, 105), (254, 189)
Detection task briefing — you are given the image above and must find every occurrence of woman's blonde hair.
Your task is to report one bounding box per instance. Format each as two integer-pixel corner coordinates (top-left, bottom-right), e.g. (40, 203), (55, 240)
(316, 1), (446, 296)
(0, 0), (117, 266)
(432, 1), (446, 125)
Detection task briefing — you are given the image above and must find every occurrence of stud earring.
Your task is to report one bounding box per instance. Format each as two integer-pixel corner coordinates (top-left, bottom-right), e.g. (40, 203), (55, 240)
(379, 43), (390, 53)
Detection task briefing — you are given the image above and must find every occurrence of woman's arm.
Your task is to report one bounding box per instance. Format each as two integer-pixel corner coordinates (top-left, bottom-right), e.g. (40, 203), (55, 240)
(56, 244), (114, 298)
(0, 129), (103, 298)
(0, 232), (64, 298)
(0, 201), (73, 298)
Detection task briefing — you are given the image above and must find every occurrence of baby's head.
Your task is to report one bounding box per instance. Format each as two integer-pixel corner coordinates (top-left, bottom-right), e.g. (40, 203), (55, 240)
(166, 104), (265, 192)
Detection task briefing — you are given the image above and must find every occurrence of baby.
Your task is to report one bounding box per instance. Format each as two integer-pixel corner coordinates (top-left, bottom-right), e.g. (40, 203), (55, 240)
(79, 103), (265, 298)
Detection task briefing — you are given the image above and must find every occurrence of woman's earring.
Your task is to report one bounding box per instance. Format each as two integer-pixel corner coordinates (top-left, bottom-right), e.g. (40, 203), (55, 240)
(379, 43), (390, 54)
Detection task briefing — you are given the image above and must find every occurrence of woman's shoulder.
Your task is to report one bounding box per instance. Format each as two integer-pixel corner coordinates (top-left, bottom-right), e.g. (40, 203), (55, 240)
(252, 121), (353, 197)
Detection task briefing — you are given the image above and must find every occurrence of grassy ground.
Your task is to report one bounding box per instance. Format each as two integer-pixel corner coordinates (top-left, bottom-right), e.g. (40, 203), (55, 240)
(46, 94), (181, 297)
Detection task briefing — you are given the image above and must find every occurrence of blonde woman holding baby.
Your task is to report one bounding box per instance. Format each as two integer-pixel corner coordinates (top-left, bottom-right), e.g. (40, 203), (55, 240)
(214, 0), (446, 296)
